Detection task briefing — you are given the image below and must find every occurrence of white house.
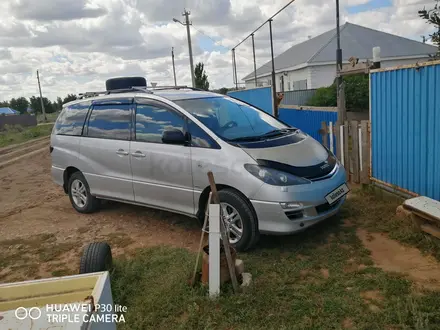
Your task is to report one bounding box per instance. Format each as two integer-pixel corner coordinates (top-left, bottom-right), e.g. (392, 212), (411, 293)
(243, 22), (438, 91)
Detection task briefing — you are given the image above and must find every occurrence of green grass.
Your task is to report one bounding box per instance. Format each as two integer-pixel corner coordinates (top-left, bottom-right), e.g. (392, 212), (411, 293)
(111, 201), (440, 330)
(37, 112), (59, 123)
(0, 124), (53, 148)
(346, 186), (440, 261)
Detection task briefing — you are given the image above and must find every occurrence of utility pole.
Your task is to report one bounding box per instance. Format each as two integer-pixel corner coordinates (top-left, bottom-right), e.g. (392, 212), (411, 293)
(335, 0), (345, 125)
(172, 47), (177, 86)
(36, 70), (47, 122)
(251, 34), (258, 87)
(173, 10), (195, 88)
(268, 19), (278, 118)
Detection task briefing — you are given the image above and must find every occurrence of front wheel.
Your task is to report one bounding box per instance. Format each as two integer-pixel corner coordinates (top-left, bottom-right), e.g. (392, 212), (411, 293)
(218, 189), (260, 252)
(68, 172), (100, 213)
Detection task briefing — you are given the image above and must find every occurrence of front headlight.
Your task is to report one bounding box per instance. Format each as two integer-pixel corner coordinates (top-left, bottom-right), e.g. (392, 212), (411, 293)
(244, 164), (311, 186)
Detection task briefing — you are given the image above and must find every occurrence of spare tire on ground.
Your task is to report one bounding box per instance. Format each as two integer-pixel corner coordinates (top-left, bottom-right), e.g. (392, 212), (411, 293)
(79, 242), (113, 274)
(106, 77), (147, 91)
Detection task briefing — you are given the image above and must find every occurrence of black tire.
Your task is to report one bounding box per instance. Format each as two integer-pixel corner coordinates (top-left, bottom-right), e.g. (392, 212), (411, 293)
(79, 242), (112, 274)
(106, 77), (146, 91)
(68, 172), (100, 213)
(218, 189), (260, 252)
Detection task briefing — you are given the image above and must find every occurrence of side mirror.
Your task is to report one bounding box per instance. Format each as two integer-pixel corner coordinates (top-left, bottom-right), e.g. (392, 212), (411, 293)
(162, 129), (187, 145)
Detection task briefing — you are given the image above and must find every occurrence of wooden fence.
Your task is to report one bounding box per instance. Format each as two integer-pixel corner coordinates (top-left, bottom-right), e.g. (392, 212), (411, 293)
(320, 120), (371, 184)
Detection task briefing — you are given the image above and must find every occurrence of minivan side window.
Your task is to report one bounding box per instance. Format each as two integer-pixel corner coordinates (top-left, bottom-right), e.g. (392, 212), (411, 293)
(86, 104), (131, 140)
(188, 120), (220, 149)
(54, 102), (90, 136)
(135, 104), (185, 143)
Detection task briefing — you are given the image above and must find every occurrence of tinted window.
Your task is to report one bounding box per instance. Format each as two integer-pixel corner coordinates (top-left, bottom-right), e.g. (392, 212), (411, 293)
(188, 121), (219, 149)
(174, 97), (287, 140)
(86, 104), (131, 140)
(54, 102), (90, 136)
(136, 104), (184, 143)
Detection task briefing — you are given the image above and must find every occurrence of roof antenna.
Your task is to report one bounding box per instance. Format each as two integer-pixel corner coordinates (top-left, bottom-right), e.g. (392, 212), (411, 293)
(308, 35), (312, 40)
(151, 82), (157, 88)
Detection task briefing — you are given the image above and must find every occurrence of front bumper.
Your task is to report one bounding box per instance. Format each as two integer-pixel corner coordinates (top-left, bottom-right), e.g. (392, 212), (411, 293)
(250, 164), (347, 234)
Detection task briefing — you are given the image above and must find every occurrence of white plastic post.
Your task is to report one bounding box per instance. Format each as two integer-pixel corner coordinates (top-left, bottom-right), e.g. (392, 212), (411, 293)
(358, 127), (363, 172)
(340, 125), (344, 166)
(208, 204), (221, 298)
(329, 122), (334, 154)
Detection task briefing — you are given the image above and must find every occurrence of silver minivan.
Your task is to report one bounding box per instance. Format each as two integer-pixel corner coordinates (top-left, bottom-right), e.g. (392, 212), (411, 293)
(51, 78), (348, 251)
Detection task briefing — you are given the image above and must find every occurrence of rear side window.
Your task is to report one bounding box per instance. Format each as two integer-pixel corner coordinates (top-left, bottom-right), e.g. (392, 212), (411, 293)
(135, 103), (185, 143)
(86, 104), (131, 140)
(54, 102), (90, 136)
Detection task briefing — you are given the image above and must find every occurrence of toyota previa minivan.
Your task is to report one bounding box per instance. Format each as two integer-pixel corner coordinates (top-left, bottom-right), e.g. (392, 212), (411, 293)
(51, 77), (348, 251)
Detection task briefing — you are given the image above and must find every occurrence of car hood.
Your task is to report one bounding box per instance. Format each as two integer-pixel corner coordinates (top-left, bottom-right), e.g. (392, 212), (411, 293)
(242, 135), (328, 167)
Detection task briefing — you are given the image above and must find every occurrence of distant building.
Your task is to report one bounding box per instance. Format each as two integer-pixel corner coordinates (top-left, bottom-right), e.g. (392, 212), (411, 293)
(0, 107), (19, 115)
(243, 22), (438, 91)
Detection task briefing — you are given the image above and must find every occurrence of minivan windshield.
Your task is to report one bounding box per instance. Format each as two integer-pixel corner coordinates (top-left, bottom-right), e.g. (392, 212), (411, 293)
(174, 97), (291, 141)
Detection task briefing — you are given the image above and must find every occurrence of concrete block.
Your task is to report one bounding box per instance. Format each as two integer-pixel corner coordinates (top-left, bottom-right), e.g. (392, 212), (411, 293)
(235, 259), (244, 275)
(396, 205), (412, 218)
(240, 272), (252, 289)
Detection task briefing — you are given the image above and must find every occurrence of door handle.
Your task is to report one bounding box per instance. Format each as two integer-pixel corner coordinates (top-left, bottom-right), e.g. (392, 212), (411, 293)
(131, 151), (146, 158)
(116, 149), (129, 156)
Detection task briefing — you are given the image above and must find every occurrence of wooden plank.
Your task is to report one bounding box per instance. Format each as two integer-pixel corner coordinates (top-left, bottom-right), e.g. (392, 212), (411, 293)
(350, 120), (360, 183)
(360, 121), (370, 184)
(336, 124), (341, 161)
(404, 196), (440, 224)
(320, 121), (328, 148)
(421, 223), (440, 240)
(343, 121), (350, 180)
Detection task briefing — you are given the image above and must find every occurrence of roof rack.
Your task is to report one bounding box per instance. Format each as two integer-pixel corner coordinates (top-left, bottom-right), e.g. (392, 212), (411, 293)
(78, 86), (206, 100)
(78, 86), (153, 99)
(147, 86), (205, 91)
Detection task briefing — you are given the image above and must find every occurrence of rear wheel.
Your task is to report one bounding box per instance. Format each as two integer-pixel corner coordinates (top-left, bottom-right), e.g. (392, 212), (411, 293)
(68, 172), (100, 213)
(218, 189), (259, 251)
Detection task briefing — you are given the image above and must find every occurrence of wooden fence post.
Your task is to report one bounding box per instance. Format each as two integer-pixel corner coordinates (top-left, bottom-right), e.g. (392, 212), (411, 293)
(343, 121), (350, 180)
(320, 121), (328, 148)
(350, 121), (360, 183)
(360, 120), (371, 184)
(336, 123), (342, 161)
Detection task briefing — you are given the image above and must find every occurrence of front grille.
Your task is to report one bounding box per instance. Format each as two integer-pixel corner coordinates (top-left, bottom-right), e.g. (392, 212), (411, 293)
(316, 202), (338, 214)
(285, 210), (303, 220)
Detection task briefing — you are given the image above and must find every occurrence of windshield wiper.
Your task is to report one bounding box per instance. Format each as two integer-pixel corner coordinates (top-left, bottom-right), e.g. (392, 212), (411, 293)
(258, 128), (297, 138)
(228, 136), (264, 142)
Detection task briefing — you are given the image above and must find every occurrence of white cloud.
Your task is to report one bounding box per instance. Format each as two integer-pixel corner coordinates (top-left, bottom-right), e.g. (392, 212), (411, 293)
(0, 0), (437, 102)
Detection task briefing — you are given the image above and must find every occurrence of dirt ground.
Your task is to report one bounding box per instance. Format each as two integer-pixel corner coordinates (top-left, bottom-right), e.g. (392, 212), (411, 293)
(0, 148), (201, 283)
(1, 141), (440, 292)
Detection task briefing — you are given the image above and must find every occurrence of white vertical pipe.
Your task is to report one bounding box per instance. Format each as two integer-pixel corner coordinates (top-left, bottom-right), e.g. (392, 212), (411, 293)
(358, 127), (363, 172)
(209, 204), (221, 298)
(329, 122), (334, 154)
(340, 125), (344, 166)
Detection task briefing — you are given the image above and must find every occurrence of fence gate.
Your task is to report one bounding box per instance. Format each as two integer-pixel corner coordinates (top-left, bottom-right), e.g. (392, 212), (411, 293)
(320, 120), (370, 184)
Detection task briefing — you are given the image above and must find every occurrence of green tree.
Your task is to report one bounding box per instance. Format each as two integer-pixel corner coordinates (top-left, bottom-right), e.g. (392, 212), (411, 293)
(29, 96), (56, 114)
(419, 2), (440, 53)
(218, 87), (229, 95)
(9, 97), (30, 114)
(63, 94), (77, 104)
(307, 75), (369, 111)
(0, 101), (9, 108)
(194, 62), (210, 91)
(56, 97), (63, 111)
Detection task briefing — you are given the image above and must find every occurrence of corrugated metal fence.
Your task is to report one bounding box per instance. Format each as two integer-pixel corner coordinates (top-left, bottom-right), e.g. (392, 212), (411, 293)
(228, 87), (273, 114)
(281, 89), (317, 106)
(371, 61), (440, 200)
(227, 87), (337, 146)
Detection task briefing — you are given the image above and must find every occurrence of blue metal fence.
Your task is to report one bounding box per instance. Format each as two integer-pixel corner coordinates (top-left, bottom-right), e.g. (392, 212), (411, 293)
(371, 62), (440, 200)
(228, 87), (273, 114)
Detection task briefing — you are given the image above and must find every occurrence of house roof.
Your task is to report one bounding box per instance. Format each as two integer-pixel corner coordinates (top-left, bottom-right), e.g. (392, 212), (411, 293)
(0, 107), (18, 115)
(243, 22), (438, 81)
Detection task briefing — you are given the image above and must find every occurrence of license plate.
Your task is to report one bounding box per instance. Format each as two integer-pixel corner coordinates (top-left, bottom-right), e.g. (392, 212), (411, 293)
(325, 183), (350, 204)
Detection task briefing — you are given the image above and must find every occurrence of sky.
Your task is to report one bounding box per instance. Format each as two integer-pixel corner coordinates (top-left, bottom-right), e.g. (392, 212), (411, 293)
(0, 0), (437, 101)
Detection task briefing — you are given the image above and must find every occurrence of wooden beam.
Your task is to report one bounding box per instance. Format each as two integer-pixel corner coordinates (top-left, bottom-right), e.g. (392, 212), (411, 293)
(320, 121), (328, 148)
(350, 121), (360, 183)
(343, 121), (350, 180)
(360, 120), (370, 184)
